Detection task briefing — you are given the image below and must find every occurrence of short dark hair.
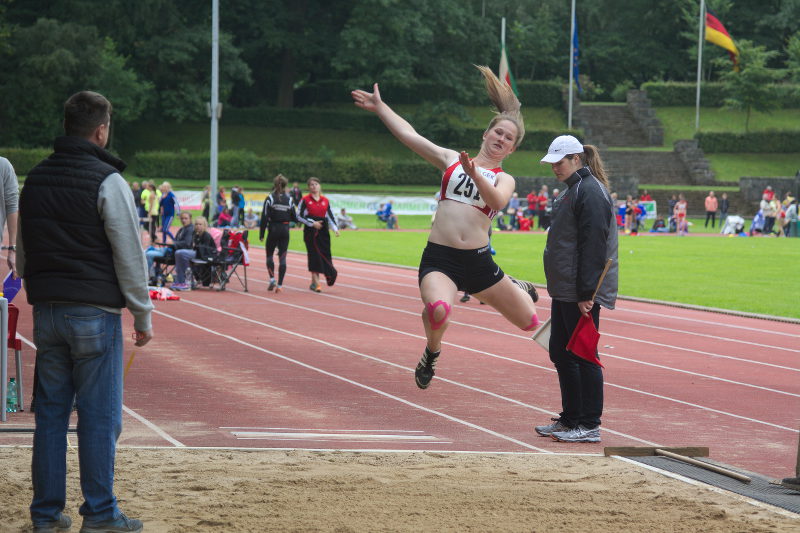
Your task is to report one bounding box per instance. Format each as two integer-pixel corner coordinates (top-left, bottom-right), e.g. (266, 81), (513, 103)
(64, 91), (112, 137)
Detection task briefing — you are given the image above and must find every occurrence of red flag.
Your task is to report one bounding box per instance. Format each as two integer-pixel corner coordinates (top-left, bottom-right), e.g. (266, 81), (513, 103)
(566, 314), (603, 367)
(499, 43), (518, 95)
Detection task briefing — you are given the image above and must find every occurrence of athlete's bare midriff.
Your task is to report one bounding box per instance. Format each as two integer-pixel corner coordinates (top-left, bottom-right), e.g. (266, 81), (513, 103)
(428, 200), (492, 249)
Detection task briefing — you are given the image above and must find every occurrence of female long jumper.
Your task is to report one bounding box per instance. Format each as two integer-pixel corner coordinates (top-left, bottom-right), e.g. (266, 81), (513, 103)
(352, 66), (540, 389)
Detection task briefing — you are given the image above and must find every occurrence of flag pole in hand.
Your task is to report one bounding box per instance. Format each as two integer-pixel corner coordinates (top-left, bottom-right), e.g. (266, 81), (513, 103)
(566, 259), (613, 367)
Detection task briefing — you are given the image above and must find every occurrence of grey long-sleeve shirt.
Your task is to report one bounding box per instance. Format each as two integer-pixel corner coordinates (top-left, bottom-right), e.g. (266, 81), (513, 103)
(17, 172), (153, 331)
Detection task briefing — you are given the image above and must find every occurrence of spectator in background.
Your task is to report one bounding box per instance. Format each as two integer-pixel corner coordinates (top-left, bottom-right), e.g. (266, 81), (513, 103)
(172, 216), (216, 291)
(762, 185), (774, 201)
(719, 192), (729, 226)
(243, 207), (259, 229)
(761, 193), (777, 235)
(237, 186), (246, 226)
(215, 186), (226, 221)
(376, 200), (399, 229)
(704, 190), (718, 229)
(159, 181), (180, 243)
(674, 193), (688, 235)
(336, 208), (357, 230)
(541, 188), (559, 231)
(289, 181), (302, 206)
(0, 156), (19, 276)
(130, 181), (143, 223)
(639, 189), (652, 202)
(506, 192), (520, 230)
(145, 181), (161, 244)
(525, 189), (537, 225)
(201, 185), (211, 220)
(536, 185), (549, 229)
(230, 185), (241, 227)
(783, 198), (798, 237)
(624, 194), (635, 234)
(215, 207), (233, 228)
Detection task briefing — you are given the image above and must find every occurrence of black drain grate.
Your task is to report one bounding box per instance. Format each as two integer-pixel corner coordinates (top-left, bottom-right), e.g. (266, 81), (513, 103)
(629, 456), (800, 514)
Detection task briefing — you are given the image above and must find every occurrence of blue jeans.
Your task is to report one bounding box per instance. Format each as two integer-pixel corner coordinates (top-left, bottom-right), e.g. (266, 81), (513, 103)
(30, 304), (123, 525)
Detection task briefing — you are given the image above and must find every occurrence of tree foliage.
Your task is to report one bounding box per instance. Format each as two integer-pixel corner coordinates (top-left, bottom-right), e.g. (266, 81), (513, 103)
(715, 40), (785, 131)
(1, 0), (799, 146)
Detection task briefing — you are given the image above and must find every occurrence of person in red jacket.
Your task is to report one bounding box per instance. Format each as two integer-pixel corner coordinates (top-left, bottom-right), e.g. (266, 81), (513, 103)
(296, 177), (339, 292)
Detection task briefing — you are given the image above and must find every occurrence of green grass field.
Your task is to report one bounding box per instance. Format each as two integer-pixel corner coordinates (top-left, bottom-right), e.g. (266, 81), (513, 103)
(264, 215), (799, 319)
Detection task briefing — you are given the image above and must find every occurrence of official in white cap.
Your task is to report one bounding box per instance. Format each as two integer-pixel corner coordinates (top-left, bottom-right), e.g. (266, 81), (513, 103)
(534, 135), (619, 443)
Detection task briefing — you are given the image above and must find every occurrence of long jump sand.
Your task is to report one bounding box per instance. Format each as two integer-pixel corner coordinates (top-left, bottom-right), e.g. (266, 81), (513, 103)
(2, 447), (797, 532)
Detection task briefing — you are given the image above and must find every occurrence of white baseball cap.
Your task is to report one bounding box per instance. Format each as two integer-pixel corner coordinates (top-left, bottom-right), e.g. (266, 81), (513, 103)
(540, 135), (584, 163)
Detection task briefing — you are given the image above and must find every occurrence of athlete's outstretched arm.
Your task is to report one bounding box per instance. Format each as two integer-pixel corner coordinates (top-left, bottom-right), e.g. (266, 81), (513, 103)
(352, 83), (457, 171)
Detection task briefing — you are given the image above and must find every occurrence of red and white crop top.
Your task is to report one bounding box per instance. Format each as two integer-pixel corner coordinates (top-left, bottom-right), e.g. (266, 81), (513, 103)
(439, 158), (502, 220)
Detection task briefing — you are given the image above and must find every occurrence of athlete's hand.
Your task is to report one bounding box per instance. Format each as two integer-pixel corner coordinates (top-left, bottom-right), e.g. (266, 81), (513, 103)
(312, 221), (322, 230)
(334, 230), (340, 237)
(351, 84), (382, 113)
(459, 151), (477, 180)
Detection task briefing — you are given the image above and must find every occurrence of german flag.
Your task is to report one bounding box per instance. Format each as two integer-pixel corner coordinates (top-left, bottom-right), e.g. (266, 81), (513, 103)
(705, 10), (739, 71)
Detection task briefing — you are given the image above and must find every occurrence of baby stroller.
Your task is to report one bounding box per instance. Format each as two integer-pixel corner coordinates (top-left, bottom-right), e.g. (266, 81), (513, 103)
(190, 229), (250, 291)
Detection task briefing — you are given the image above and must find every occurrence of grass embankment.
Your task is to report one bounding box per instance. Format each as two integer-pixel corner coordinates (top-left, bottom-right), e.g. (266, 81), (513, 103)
(654, 106), (800, 182)
(268, 214), (799, 320)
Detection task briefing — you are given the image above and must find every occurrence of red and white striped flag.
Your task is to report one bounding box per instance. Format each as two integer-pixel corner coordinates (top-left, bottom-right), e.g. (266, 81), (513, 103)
(499, 43), (518, 95)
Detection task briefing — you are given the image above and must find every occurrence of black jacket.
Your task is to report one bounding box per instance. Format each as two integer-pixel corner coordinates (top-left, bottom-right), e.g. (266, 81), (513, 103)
(20, 136), (126, 308)
(543, 166), (618, 309)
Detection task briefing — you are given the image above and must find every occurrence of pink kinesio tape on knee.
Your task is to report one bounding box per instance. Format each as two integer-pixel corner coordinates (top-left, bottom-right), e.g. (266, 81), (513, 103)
(426, 300), (451, 330)
(523, 313), (540, 331)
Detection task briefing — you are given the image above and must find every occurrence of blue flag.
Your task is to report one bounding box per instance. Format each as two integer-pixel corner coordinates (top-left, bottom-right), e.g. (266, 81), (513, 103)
(572, 16), (583, 94)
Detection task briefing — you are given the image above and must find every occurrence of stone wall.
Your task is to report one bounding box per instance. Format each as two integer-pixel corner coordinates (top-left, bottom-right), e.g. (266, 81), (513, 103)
(674, 140), (715, 185)
(626, 90), (663, 145)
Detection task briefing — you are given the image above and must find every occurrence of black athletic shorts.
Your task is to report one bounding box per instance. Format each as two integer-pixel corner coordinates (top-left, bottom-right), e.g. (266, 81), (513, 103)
(418, 241), (504, 294)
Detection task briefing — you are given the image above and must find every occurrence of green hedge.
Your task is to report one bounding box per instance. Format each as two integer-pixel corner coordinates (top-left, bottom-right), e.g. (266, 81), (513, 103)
(695, 130), (800, 153)
(224, 106), (386, 133)
(134, 150), (440, 185)
(294, 79), (563, 107)
(1, 147), (52, 175)
(643, 81), (800, 107)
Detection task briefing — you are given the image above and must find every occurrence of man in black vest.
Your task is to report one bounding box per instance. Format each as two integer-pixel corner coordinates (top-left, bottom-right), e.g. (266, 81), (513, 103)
(18, 91), (153, 533)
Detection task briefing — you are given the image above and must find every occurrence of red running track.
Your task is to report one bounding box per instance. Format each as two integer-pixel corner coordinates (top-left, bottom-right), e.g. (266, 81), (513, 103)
(2, 245), (798, 479)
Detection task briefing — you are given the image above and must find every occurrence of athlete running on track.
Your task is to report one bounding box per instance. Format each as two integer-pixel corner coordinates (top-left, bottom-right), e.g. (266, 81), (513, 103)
(352, 65), (540, 389)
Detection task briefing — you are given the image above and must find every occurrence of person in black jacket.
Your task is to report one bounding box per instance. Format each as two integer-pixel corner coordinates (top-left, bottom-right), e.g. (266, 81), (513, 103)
(260, 174), (298, 293)
(535, 135), (618, 444)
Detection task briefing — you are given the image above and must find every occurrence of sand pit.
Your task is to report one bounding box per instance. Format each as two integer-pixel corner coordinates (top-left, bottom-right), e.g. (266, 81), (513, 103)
(1, 447), (797, 532)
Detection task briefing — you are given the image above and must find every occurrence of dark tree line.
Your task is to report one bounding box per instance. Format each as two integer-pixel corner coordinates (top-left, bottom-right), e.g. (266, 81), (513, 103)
(1, 0), (799, 146)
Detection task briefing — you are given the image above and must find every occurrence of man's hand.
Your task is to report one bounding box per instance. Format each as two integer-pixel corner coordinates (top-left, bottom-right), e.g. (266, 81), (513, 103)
(133, 328), (153, 347)
(6, 250), (16, 278)
(577, 300), (594, 317)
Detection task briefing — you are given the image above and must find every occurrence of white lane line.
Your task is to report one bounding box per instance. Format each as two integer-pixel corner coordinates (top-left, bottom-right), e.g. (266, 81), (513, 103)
(17, 334), (185, 447)
(197, 290), (797, 433)
(231, 432), (443, 441)
(234, 279), (800, 380)
(123, 406), (185, 447)
(221, 427), (428, 433)
(260, 266), (800, 362)
(278, 253), (800, 337)
(152, 308), (554, 453)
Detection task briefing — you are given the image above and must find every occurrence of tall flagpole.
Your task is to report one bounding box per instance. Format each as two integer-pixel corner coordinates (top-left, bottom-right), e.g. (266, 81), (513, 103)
(568, 0), (576, 129)
(210, 0), (220, 205)
(695, 0), (705, 132)
(501, 17), (506, 63)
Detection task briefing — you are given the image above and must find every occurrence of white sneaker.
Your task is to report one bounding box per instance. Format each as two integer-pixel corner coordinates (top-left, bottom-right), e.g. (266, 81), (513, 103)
(551, 425), (601, 443)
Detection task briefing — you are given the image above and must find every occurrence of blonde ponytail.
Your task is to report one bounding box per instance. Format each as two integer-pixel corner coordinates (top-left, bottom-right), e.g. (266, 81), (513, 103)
(475, 65), (525, 147)
(581, 145), (609, 190)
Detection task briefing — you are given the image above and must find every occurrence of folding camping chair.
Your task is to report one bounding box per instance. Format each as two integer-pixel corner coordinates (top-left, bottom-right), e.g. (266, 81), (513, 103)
(151, 243), (177, 287)
(190, 229), (249, 291)
(1, 303), (25, 417)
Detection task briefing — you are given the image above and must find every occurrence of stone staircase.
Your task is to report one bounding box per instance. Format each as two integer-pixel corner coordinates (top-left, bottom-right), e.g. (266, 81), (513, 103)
(603, 151), (692, 186)
(576, 105), (652, 147)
